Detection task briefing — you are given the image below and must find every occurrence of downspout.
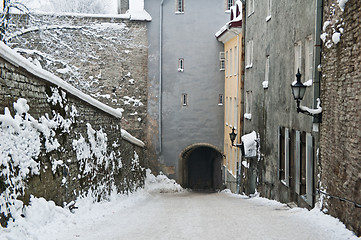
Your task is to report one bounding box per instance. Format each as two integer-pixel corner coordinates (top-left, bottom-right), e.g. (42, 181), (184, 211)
(313, 0), (323, 124)
(159, 0), (165, 153)
(314, 0), (323, 207)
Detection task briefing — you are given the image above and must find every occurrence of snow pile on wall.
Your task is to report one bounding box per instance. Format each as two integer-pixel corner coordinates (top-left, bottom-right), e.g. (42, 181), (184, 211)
(320, 2), (347, 48)
(241, 131), (259, 158)
(144, 169), (183, 193)
(0, 98), (77, 217)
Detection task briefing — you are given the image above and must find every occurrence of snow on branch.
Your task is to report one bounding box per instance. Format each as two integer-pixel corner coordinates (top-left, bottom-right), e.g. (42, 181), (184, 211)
(5, 25), (83, 42)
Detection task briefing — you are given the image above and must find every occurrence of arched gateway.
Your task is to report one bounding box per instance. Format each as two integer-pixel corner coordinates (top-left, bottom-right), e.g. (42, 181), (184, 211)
(178, 143), (224, 191)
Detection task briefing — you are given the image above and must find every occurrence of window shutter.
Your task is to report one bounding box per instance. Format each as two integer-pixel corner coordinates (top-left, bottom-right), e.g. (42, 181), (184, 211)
(306, 133), (314, 206)
(285, 128), (290, 186)
(295, 131), (301, 194)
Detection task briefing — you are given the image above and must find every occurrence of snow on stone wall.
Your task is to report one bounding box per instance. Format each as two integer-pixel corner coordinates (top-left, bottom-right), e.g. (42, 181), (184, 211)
(0, 56), (145, 227)
(320, 0), (360, 236)
(4, 13), (148, 139)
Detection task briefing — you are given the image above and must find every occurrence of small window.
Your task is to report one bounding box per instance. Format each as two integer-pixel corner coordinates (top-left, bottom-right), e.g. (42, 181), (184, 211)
(266, 0), (272, 21)
(294, 41), (302, 81)
(219, 52), (225, 71)
(233, 97), (238, 128)
(181, 93), (188, 106)
(244, 91), (252, 120)
(226, 51), (229, 76)
(234, 46), (238, 76)
(247, 0), (254, 16)
(246, 40), (253, 69)
(229, 49), (233, 76)
(178, 58), (184, 72)
(305, 36), (313, 82)
(218, 94), (224, 105)
(263, 55), (270, 89)
(225, 97), (229, 125)
(176, 0), (184, 13)
(226, 0), (234, 11)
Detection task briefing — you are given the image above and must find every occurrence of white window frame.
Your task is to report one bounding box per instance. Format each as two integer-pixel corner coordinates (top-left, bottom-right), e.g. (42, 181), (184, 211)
(263, 55), (270, 89)
(228, 97), (232, 127)
(226, 51), (229, 77)
(225, 97), (229, 125)
(219, 52), (225, 71)
(226, 0), (234, 11)
(294, 41), (302, 81)
(233, 97), (238, 129)
(176, 0), (184, 13)
(234, 46), (238, 76)
(244, 91), (252, 120)
(305, 36), (313, 82)
(246, 40), (253, 69)
(266, 0), (272, 21)
(229, 48), (233, 76)
(247, 0), (254, 17)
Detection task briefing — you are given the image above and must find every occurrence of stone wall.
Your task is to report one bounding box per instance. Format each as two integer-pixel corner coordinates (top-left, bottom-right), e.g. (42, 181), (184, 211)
(5, 13), (148, 140)
(0, 55), (145, 226)
(320, 0), (361, 236)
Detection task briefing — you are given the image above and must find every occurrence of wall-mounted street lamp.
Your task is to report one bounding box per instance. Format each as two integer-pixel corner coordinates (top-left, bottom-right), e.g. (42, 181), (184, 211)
(291, 69), (322, 121)
(229, 127), (245, 156)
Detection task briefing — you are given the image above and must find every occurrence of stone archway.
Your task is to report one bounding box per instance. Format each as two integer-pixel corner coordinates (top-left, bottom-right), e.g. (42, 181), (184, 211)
(179, 143), (223, 191)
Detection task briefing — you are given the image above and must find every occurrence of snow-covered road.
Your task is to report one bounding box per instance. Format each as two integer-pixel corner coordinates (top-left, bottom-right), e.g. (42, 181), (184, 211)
(1, 171), (358, 240)
(56, 191), (357, 240)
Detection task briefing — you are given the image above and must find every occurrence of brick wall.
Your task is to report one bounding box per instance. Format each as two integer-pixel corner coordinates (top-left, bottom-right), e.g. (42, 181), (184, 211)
(320, 0), (361, 236)
(0, 55), (145, 226)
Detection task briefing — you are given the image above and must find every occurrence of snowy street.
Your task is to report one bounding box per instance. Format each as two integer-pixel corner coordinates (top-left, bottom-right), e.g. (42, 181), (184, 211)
(1, 171), (357, 240)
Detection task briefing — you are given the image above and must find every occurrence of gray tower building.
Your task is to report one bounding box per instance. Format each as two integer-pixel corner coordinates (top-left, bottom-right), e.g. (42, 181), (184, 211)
(145, 0), (229, 189)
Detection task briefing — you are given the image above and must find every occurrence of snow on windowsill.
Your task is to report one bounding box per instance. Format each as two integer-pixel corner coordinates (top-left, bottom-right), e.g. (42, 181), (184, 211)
(175, 11), (184, 15)
(0, 42), (145, 148)
(245, 64), (253, 69)
(262, 81), (269, 89)
(177, 68), (184, 72)
(244, 113), (252, 120)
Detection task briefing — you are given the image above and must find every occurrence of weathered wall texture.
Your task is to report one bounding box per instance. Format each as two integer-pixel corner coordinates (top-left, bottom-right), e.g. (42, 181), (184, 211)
(5, 13), (148, 140)
(145, 0), (228, 180)
(0, 56), (145, 226)
(243, 0), (319, 207)
(320, 0), (360, 236)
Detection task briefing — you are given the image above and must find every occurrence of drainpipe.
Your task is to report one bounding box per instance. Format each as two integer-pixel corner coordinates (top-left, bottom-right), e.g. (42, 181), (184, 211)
(159, 0), (165, 153)
(313, 0), (323, 125)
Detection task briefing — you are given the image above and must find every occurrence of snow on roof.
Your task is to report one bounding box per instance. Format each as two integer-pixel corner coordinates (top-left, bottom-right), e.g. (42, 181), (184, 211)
(0, 42), (145, 148)
(215, 1), (242, 41)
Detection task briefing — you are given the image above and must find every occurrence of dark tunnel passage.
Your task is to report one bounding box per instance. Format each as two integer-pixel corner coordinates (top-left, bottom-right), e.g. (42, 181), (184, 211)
(180, 145), (223, 191)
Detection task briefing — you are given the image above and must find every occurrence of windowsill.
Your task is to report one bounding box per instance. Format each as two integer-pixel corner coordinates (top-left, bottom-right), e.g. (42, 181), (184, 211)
(175, 11), (184, 15)
(220, 69), (225, 71)
(245, 64), (253, 69)
(218, 103), (223, 106)
(247, 11), (254, 18)
(266, 15), (271, 22)
(225, 10), (231, 13)
(281, 179), (288, 187)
